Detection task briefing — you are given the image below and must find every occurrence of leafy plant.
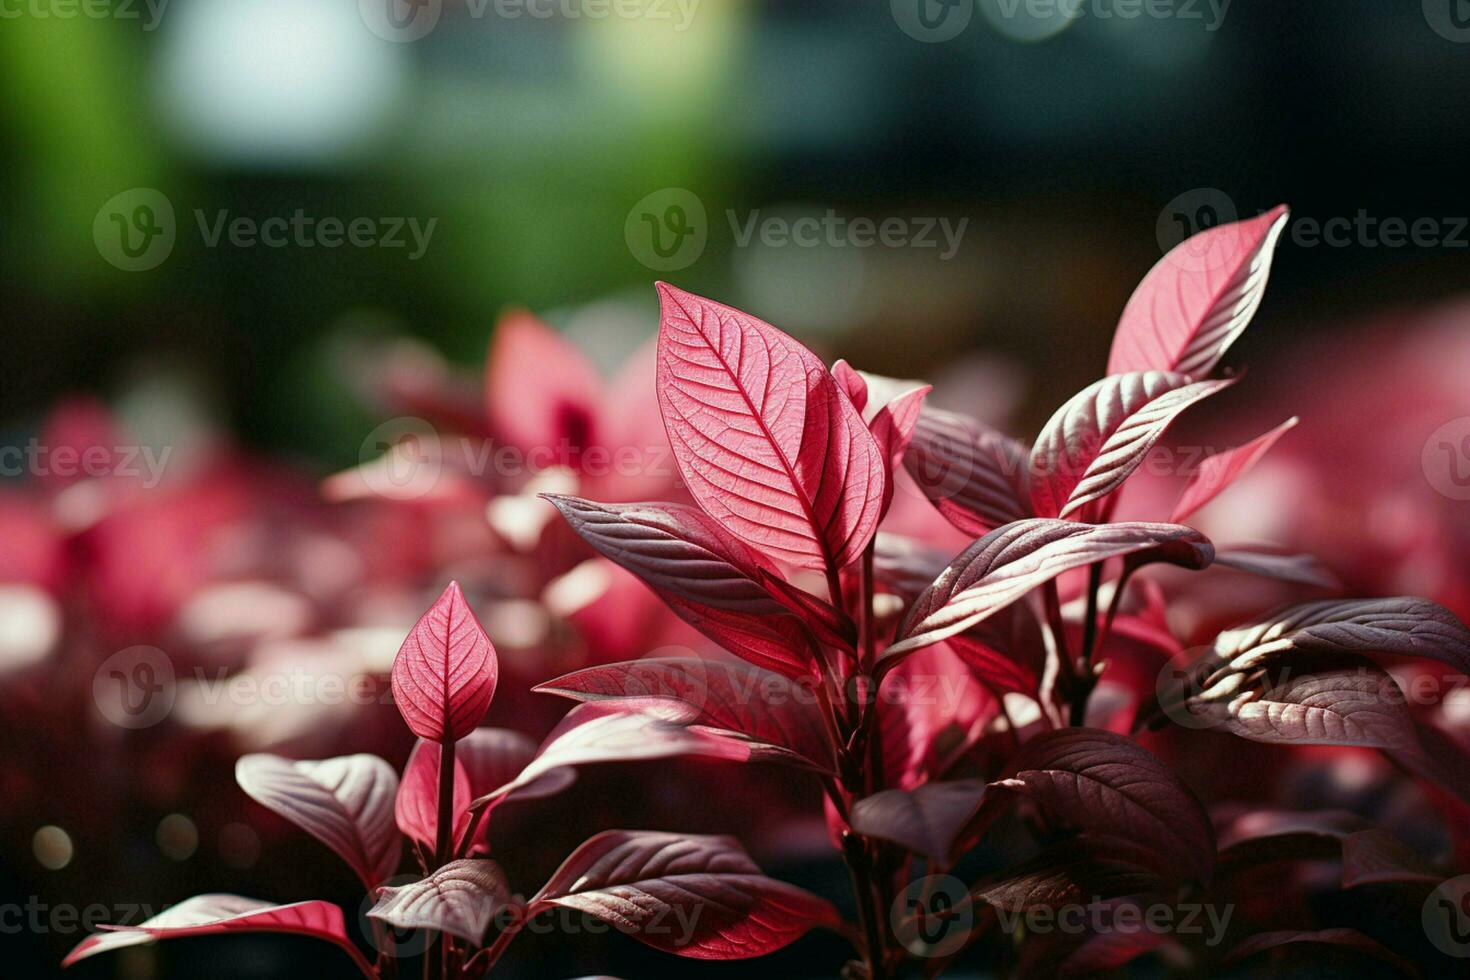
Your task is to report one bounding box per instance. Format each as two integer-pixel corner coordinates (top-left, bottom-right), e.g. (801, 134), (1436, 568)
(66, 206), (1470, 977)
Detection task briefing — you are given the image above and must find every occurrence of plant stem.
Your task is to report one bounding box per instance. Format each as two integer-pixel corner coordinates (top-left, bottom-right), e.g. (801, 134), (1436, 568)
(1069, 565), (1103, 726)
(435, 738), (456, 980)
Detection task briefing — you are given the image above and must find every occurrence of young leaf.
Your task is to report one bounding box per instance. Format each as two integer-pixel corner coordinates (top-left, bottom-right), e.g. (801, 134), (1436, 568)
(850, 779), (988, 864)
(1171, 417), (1298, 522)
(234, 754), (400, 889)
(367, 859), (512, 946)
(536, 657), (833, 771)
(486, 308), (605, 455)
(1108, 206), (1290, 378)
(471, 704), (751, 810)
(884, 520), (1212, 664)
(655, 284), (885, 570)
(833, 362), (931, 517)
(978, 729), (1214, 885)
(1029, 371), (1236, 519)
(531, 830), (840, 959)
(542, 495), (823, 677)
(395, 739), (470, 855)
(903, 406), (1031, 535)
(63, 896), (373, 978)
(392, 581), (499, 743)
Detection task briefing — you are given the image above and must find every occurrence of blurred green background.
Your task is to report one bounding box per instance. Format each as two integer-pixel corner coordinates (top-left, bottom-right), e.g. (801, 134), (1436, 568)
(4, 0), (1470, 463)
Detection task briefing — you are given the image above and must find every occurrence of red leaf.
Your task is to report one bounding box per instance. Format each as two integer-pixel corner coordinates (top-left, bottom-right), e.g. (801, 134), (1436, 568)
(833, 363), (931, 517)
(1108, 206), (1290, 378)
(1223, 928), (1417, 975)
(395, 739), (470, 854)
(532, 830), (840, 959)
(655, 284), (884, 569)
(471, 704), (751, 809)
(391, 581), (499, 743)
(1029, 371), (1236, 519)
(234, 754), (401, 889)
(63, 896), (373, 977)
(884, 520), (1212, 664)
(979, 729), (1214, 885)
(543, 495), (821, 678)
(368, 859), (512, 946)
(486, 308), (605, 455)
(850, 779), (988, 864)
(903, 406), (1031, 535)
(1171, 417), (1298, 522)
(536, 657), (834, 772)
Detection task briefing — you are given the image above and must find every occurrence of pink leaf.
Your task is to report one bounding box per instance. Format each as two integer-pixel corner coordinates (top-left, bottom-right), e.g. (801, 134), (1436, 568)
(884, 520), (1212, 663)
(1029, 371), (1237, 519)
(1108, 206), (1290, 378)
(536, 657), (834, 772)
(1171, 417), (1298, 522)
(543, 495), (821, 678)
(472, 704), (751, 810)
(486, 308), (605, 455)
(904, 406), (1031, 535)
(391, 581), (499, 743)
(234, 754), (401, 889)
(63, 896), (373, 977)
(833, 363), (931, 517)
(655, 284), (885, 569)
(975, 730), (1215, 885)
(395, 739), (470, 854)
(850, 779), (988, 864)
(532, 830), (840, 959)
(367, 859), (512, 946)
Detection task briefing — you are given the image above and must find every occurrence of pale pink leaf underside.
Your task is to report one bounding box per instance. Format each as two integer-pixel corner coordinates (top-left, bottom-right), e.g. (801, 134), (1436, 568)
(235, 753), (401, 889)
(367, 859), (511, 946)
(1029, 371), (1236, 519)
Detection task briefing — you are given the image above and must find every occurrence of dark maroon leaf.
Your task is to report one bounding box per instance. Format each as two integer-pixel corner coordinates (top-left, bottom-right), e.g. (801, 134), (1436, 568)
(850, 779), (988, 863)
(972, 835), (1167, 913)
(1210, 545), (1341, 590)
(1029, 371), (1236, 519)
(235, 754), (400, 889)
(1340, 829), (1439, 888)
(978, 729), (1214, 885)
(1223, 928), (1418, 975)
(531, 830), (840, 959)
(903, 406), (1030, 535)
(367, 859), (512, 946)
(543, 495), (822, 677)
(884, 520), (1212, 663)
